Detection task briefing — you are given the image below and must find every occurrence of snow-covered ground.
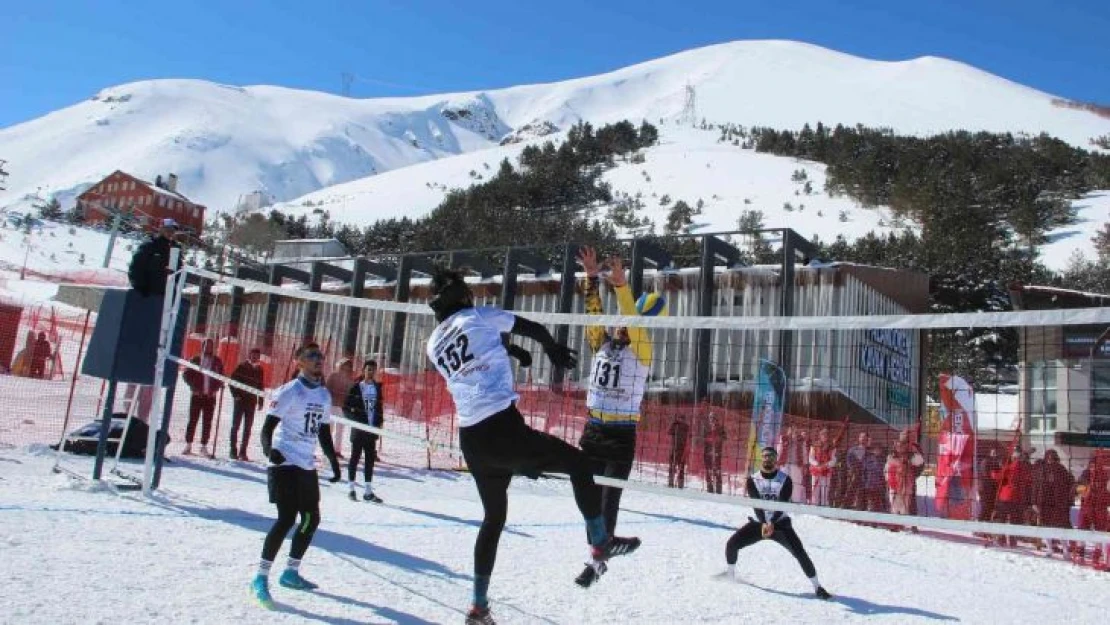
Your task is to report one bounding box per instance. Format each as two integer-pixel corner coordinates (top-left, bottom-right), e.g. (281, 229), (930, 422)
(4, 446), (1106, 624)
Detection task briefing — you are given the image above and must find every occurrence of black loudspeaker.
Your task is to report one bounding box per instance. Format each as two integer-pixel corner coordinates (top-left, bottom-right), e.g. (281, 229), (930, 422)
(81, 290), (189, 386)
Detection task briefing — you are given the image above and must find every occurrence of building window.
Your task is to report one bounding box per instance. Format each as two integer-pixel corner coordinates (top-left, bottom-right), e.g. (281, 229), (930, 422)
(1029, 361), (1058, 432)
(1091, 362), (1110, 433)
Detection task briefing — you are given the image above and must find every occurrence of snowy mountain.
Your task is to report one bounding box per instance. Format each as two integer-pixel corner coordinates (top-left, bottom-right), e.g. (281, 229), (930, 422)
(2, 40), (1108, 216)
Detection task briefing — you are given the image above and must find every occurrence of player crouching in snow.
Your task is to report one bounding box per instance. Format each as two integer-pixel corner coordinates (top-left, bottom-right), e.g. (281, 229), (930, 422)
(723, 446), (831, 600)
(251, 344), (342, 609)
(343, 358), (384, 503)
(425, 267), (641, 625)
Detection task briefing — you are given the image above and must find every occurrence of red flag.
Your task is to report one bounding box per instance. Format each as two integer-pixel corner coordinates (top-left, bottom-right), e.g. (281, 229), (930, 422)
(936, 374), (977, 520)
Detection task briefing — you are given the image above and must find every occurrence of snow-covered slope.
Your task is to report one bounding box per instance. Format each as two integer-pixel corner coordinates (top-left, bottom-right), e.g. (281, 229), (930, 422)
(275, 124), (1108, 272)
(2, 40), (1108, 215)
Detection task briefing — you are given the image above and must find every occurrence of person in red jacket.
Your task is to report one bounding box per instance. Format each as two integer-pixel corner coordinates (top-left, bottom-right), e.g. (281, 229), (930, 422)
(183, 339), (225, 457)
(992, 449), (1033, 546)
(1074, 455), (1110, 565)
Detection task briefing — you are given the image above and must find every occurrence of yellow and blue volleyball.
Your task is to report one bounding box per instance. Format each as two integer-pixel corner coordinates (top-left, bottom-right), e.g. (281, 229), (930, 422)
(635, 291), (667, 316)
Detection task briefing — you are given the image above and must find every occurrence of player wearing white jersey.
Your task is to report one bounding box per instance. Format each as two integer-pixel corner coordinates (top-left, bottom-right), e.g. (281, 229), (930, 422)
(425, 268), (641, 625)
(251, 344), (342, 610)
(574, 247), (657, 588)
(722, 447), (831, 600)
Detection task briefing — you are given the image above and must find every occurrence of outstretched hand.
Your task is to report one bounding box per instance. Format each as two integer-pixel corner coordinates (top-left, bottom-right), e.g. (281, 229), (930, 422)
(544, 344), (578, 370)
(605, 255), (627, 288)
(577, 246), (601, 278)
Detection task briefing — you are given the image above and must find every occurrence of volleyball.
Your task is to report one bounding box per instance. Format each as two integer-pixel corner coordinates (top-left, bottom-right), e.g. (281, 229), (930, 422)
(635, 291), (667, 316)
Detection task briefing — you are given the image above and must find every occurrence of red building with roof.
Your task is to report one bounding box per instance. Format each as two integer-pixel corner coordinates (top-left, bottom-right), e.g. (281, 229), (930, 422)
(76, 170), (206, 235)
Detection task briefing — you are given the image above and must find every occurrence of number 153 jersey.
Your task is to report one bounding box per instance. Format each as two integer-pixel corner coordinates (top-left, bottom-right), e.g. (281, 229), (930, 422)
(426, 307), (517, 428)
(268, 377), (332, 470)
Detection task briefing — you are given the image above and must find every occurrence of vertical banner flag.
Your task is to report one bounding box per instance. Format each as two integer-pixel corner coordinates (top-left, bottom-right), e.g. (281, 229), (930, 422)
(937, 374), (978, 520)
(747, 359), (786, 471)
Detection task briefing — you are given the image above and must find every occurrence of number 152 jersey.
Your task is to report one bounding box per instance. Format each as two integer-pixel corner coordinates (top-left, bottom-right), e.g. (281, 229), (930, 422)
(426, 307), (517, 428)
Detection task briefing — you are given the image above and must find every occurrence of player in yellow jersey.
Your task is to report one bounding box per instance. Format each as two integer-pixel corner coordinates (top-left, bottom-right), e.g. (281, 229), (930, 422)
(574, 246), (663, 587)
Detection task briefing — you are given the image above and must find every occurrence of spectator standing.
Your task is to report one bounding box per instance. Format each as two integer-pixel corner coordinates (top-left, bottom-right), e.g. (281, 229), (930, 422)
(30, 332), (52, 379)
(1031, 449), (1075, 554)
(668, 414), (689, 488)
(703, 412), (727, 494)
(229, 348), (266, 460)
(978, 447), (1003, 522)
(325, 357), (355, 458)
(183, 339), (224, 456)
(886, 439), (924, 516)
(1075, 456), (1110, 565)
(776, 425), (809, 503)
(808, 427), (836, 506)
(992, 449), (1034, 546)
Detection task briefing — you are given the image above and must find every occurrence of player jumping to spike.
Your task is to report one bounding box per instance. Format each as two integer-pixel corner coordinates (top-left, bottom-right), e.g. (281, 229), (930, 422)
(723, 446), (831, 600)
(425, 267), (641, 625)
(251, 345), (342, 609)
(574, 246), (660, 588)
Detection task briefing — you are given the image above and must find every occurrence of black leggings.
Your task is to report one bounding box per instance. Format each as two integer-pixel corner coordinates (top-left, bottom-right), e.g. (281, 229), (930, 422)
(460, 404), (603, 577)
(579, 422), (636, 539)
(725, 518), (816, 578)
(348, 431), (378, 483)
(261, 500), (321, 562)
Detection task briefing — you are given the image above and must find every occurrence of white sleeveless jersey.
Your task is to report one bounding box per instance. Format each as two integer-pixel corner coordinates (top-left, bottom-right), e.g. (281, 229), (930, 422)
(426, 307), (517, 428)
(267, 377), (332, 471)
(751, 470), (790, 519)
(586, 342), (650, 420)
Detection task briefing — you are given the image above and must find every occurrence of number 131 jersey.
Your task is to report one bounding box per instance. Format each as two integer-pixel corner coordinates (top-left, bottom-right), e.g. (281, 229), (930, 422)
(426, 307), (517, 428)
(268, 377), (332, 470)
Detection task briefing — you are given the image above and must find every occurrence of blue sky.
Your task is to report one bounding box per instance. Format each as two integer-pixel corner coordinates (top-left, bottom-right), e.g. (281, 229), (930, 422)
(1, 0), (1107, 128)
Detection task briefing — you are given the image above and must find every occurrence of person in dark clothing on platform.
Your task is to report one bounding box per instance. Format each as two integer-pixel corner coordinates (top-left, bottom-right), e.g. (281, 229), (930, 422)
(183, 339), (224, 457)
(722, 446), (831, 600)
(229, 347), (266, 461)
(343, 358), (384, 503)
(668, 414), (690, 488)
(128, 218), (181, 297)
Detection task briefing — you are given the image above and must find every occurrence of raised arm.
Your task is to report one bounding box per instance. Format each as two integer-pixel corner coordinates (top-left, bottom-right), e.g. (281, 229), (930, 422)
(578, 246), (607, 353)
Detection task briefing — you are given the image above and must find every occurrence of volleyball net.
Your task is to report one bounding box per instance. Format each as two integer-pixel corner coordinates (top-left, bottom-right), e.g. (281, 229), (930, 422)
(125, 260), (1110, 563)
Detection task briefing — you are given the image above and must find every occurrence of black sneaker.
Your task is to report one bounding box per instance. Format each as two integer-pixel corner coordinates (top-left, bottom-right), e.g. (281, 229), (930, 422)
(574, 561), (606, 588)
(816, 586), (832, 600)
(592, 535), (641, 561)
(348, 490), (358, 502)
(465, 605), (496, 625)
(363, 492), (383, 504)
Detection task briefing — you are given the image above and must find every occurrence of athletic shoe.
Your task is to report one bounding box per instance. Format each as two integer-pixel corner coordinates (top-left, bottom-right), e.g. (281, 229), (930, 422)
(251, 576), (274, 610)
(815, 586), (832, 600)
(229, 447), (239, 460)
(239, 451), (251, 462)
(465, 605), (496, 625)
(183, 444), (193, 456)
(278, 569), (318, 591)
(348, 490), (358, 502)
(574, 561), (606, 588)
(364, 492), (383, 504)
(591, 535), (641, 561)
